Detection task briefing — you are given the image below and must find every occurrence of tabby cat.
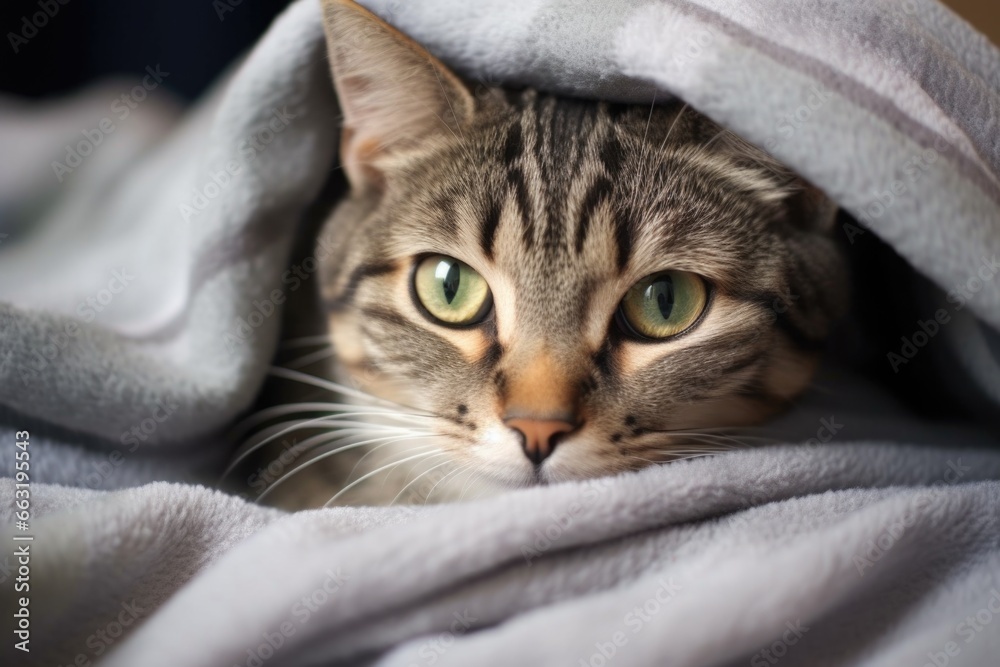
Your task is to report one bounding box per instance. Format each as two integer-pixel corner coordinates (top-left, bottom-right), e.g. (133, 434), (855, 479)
(255, 0), (848, 508)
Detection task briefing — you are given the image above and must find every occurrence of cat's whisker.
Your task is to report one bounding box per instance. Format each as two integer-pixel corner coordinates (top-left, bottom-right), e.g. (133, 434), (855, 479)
(269, 366), (434, 416)
(250, 428), (379, 482)
(431, 70), (466, 143)
(389, 459), (455, 506)
(228, 401), (434, 442)
(627, 455), (661, 465)
(667, 435), (750, 449)
(393, 445), (449, 483)
(702, 126), (730, 150)
(628, 449), (727, 464)
(659, 102), (689, 152)
(634, 92), (658, 211)
(222, 416), (430, 482)
(644, 428), (774, 448)
(378, 450), (449, 490)
(664, 452), (723, 463)
(347, 434), (438, 483)
(257, 435), (436, 503)
(243, 417), (425, 447)
(641, 93), (657, 146)
(458, 466), (487, 502)
(325, 450), (442, 507)
(422, 463), (471, 504)
(283, 347), (337, 370)
(657, 450), (737, 458)
(667, 426), (781, 444)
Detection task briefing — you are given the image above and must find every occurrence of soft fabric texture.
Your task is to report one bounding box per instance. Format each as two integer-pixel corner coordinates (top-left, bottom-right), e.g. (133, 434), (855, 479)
(1, 0), (999, 665)
(4, 444), (1000, 667)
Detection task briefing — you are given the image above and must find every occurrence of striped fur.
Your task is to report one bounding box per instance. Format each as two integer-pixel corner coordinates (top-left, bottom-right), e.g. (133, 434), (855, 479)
(305, 0), (848, 505)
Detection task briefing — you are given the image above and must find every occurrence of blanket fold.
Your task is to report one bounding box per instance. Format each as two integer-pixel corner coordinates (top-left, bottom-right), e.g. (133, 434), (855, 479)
(1, 0), (999, 665)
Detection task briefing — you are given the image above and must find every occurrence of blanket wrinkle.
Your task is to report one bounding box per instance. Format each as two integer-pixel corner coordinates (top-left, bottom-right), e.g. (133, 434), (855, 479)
(1, 0), (999, 665)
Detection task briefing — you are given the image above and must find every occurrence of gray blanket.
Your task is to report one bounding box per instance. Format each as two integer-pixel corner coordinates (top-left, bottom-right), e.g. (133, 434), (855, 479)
(1, 0), (999, 665)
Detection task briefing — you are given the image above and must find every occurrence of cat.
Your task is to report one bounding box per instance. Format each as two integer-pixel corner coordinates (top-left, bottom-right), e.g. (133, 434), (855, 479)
(251, 0), (848, 509)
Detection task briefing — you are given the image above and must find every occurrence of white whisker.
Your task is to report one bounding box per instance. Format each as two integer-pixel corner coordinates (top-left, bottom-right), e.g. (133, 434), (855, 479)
(229, 402), (433, 442)
(269, 366), (432, 415)
(422, 464), (469, 504)
(258, 436), (436, 503)
(346, 434), (432, 482)
(222, 415), (429, 481)
(458, 466), (487, 502)
(284, 347), (337, 369)
(389, 459), (454, 506)
(324, 450), (441, 507)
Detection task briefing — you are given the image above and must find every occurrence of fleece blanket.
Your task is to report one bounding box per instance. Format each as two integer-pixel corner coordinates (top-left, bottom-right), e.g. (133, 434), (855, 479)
(1, 0), (1000, 665)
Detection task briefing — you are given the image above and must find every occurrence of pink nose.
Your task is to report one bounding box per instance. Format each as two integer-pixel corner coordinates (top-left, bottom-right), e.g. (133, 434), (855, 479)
(505, 418), (576, 465)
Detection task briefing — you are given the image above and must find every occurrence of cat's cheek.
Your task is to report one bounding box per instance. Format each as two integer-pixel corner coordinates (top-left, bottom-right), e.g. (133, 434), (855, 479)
(328, 314), (365, 367)
(763, 349), (821, 403)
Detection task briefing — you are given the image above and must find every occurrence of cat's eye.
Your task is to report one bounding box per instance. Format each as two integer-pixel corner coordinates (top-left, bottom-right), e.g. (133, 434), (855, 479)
(413, 255), (492, 326)
(619, 271), (708, 339)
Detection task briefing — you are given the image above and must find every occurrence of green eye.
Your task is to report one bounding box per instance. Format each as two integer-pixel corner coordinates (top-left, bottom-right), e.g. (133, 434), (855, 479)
(413, 255), (492, 325)
(619, 271), (708, 339)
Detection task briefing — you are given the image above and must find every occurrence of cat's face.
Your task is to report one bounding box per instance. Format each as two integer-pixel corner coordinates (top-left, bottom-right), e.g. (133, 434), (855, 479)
(317, 0), (847, 490)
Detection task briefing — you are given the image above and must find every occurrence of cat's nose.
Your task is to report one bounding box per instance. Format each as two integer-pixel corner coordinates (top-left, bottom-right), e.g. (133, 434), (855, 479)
(505, 418), (576, 465)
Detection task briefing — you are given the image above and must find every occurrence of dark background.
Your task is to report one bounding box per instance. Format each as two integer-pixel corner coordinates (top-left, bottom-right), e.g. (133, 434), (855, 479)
(1, 0), (293, 101)
(1, 1), (995, 102)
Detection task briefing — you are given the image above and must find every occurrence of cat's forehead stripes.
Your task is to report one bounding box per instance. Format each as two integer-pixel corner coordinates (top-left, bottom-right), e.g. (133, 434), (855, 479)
(480, 93), (636, 270)
(452, 93), (796, 295)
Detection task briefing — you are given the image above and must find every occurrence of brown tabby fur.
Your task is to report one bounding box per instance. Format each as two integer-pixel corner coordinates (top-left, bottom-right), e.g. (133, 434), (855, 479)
(261, 0), (848, 508)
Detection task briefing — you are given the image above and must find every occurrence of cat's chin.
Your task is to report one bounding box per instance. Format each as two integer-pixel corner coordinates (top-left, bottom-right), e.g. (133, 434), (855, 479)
(473, 460), (595, 490)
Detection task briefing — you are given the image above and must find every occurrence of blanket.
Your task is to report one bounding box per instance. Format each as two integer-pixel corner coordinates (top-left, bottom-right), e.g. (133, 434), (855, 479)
(1, 0), (999, 665)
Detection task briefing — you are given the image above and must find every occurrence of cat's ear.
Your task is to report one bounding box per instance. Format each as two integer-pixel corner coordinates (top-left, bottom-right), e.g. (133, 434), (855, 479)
(320, 0), (475, 191)
(785, 181), (839, 233)
(717, 130), (838, 232)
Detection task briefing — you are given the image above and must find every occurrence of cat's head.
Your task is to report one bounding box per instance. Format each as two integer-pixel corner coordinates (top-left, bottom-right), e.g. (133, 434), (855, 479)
(317, 0), (848, 488)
